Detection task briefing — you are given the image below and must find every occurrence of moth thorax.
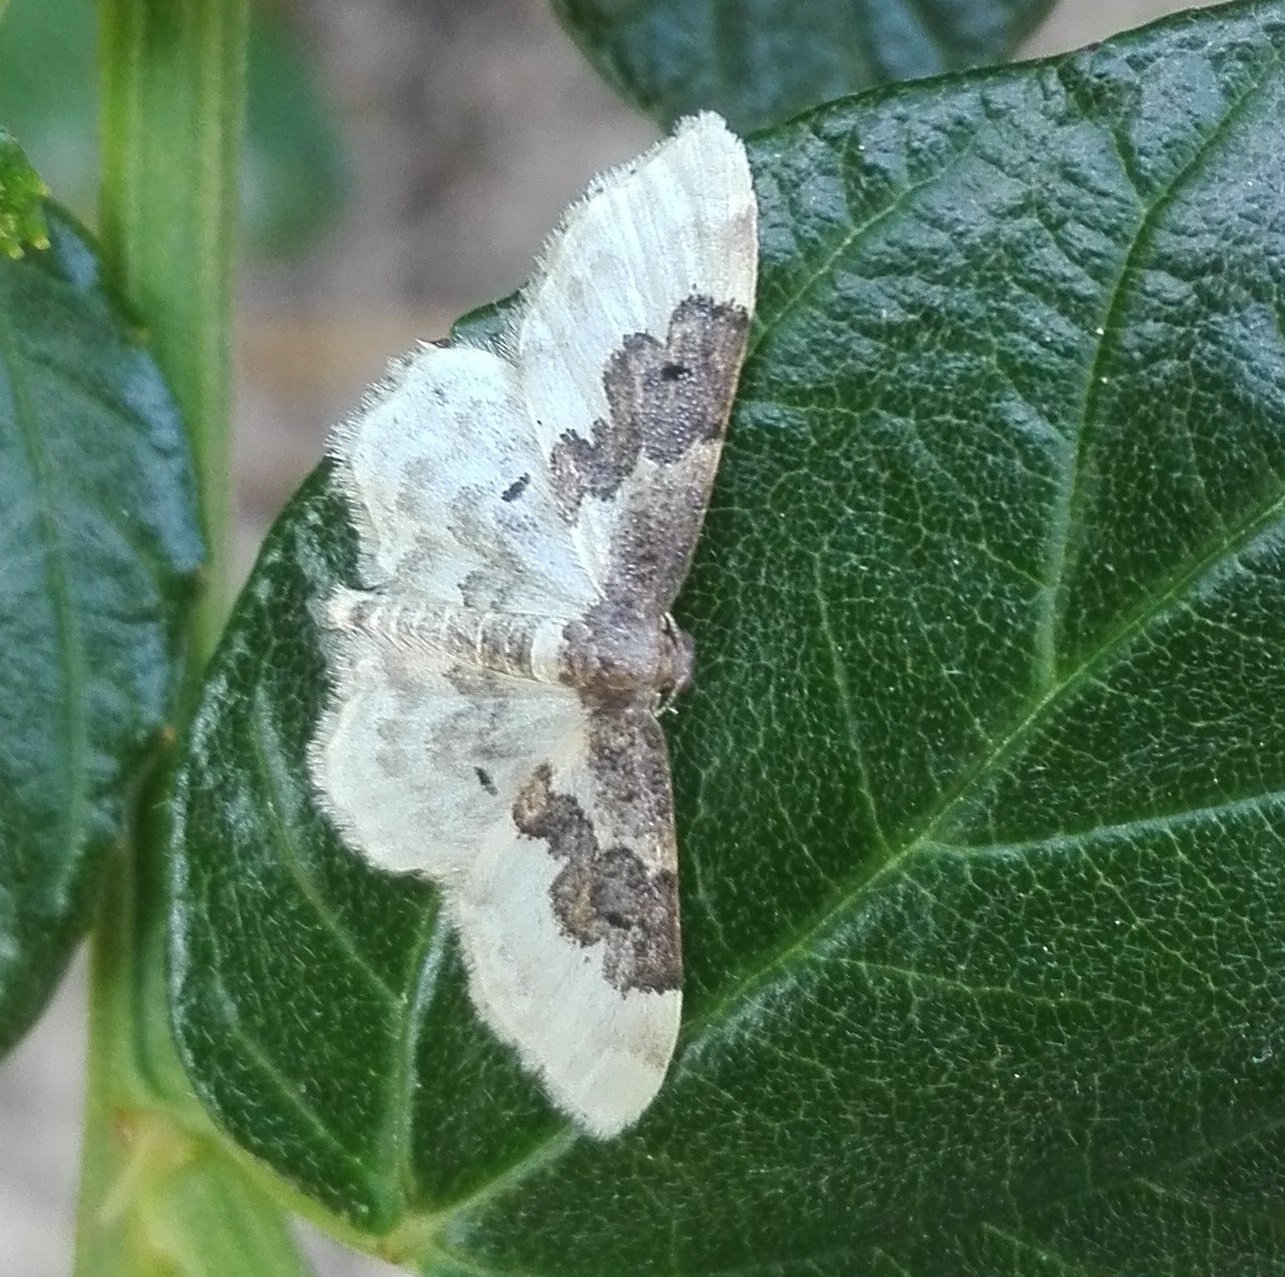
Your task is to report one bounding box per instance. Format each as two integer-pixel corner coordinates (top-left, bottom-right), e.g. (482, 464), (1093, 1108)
(559, 606), (695, 705)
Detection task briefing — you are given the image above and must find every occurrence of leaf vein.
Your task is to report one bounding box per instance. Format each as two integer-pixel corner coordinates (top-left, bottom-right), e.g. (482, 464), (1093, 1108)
(813, 553), (888, 852)
(381, 907), (448, 1204)
(933, 788), (1285, 856)
(246, 693), (399, 1007)
(1035, 49), (1278, 690)
(980, 1223), (1093, 1275)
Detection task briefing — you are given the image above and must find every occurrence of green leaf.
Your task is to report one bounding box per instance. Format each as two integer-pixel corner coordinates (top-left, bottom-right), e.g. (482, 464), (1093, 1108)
(553, 0), (1057, 132)
(0, 205), (203, 1053)
(0, 0), (347, 256)
(0, 130), (49, 258)
(169, 1), (1285, 1272)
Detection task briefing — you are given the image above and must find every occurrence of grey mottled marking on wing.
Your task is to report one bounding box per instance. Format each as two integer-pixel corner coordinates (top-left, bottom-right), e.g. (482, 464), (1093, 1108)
(548, 294), (751, 612)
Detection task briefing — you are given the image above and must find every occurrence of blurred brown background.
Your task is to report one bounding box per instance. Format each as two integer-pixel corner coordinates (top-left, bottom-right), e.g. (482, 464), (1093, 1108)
(0, 1), (1216, 1272)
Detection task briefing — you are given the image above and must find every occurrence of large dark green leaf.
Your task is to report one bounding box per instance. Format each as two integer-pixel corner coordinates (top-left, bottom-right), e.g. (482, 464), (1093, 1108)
(0, 206), (203, 1051)
(553, 0), (1057, 132)
(0, 0), (348, 256)
(169, 2), (1285, 1271)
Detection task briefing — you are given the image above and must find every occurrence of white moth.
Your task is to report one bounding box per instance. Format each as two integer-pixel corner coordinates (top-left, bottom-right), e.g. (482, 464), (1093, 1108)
(310, 112), (757, 1137)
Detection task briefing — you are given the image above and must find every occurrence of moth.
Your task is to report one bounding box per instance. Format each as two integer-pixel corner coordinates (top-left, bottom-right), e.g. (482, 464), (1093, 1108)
(310, 112), (758, 1137)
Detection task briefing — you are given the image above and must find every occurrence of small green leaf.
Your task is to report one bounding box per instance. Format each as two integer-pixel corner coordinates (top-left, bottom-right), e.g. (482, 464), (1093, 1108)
(170, 1), (1285, 1271)
(553, 0), (1057, 132)
(0, 206), (203, 1052)
(0, 130), (49, 257)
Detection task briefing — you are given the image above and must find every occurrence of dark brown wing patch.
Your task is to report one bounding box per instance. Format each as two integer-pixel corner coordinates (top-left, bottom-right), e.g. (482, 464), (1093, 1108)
(513, 762), (681, 994)
(549, 294), (750, 519)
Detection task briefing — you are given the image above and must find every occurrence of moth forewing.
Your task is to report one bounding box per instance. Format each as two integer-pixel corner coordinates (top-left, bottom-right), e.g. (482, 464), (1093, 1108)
(521, 112), (757, 607)
(311, 111), (758, 1137)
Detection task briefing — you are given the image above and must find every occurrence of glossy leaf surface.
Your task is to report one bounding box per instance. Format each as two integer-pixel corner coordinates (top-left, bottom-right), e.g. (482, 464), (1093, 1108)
(170, 3), (1285, 1272)
(0, 207), (203, 1051)
(553, 0), (1057, 131)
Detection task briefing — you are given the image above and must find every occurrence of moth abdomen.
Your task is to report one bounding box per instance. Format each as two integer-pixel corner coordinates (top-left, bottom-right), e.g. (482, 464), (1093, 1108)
(328, 591), (567, 684)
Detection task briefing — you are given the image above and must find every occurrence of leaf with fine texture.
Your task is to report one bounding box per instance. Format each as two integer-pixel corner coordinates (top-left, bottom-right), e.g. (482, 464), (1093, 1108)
(0, 206), (203, 1052)
(552, 0), (1057, 132)
(170, 2), (1285, 1272)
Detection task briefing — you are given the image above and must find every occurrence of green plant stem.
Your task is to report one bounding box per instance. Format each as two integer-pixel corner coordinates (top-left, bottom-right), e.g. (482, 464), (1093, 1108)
(98, 0), (242, 608)
(74, 2), (309, 1274)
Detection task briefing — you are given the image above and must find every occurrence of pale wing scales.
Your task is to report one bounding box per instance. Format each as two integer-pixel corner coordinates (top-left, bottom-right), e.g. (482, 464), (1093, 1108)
(311, 631), (581, 877)
(332, 343), (598, 614)
(451, 705), (682, 1135)
(451, 833), (680, 1137)
(314, 633), (682, 1135)
(516, 112), (757, 609)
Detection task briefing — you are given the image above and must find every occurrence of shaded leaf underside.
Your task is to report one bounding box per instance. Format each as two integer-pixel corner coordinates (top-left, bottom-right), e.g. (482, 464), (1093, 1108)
(552, 0), (1058, 133)
(170, 3), (1285, 1273)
